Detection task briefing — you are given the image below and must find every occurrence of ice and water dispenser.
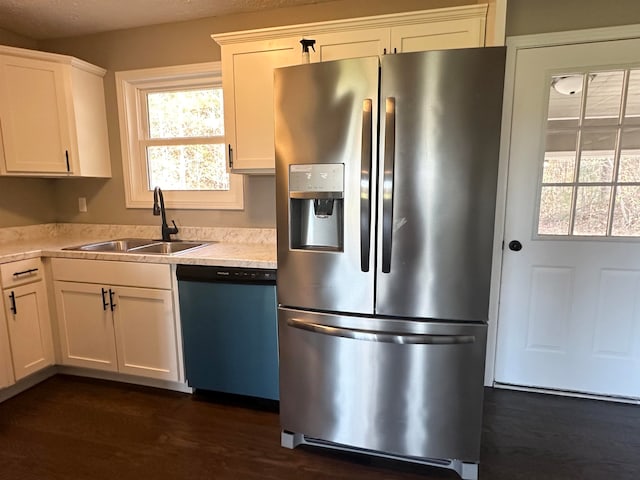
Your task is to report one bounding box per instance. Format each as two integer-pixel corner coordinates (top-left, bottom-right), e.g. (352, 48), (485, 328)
(288, 163), (344, 252)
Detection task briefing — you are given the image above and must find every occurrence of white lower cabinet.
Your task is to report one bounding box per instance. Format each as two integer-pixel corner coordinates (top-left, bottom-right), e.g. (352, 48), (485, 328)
(52, 259), (179, 382)
(0, 305), (15, 388)
(0, 258), (54, 383)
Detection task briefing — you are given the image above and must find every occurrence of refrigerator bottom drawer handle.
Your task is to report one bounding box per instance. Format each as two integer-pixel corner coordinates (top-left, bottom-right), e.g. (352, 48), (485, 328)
(287, 318), (475, 345)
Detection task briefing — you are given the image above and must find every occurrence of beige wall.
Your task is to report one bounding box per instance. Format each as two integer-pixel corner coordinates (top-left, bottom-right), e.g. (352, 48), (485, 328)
(507, 0), (640, 36)
(39, 0), (480, 228)
(0, 27), (57, 227)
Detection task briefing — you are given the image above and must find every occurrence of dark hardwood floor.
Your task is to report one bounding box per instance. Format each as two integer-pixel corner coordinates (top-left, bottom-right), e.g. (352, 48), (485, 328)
(0, 375), (639, 479)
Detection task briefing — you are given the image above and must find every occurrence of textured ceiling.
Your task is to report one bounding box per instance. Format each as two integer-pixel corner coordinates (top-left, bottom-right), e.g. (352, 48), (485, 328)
(0, 0), (337, 40)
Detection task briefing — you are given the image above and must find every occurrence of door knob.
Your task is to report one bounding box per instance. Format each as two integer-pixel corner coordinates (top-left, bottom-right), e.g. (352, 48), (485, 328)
(508, 240), (522, 251)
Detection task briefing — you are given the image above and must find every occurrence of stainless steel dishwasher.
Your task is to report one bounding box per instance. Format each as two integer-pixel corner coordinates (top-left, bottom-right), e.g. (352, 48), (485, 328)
(176, 265), (278, 401)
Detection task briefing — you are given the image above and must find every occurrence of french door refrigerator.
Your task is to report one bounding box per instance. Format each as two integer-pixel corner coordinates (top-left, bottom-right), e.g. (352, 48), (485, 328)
(274, 47), (506, 480)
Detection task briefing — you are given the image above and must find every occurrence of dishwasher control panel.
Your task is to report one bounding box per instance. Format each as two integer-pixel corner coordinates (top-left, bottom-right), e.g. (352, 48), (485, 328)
(176, 265), (276, 284)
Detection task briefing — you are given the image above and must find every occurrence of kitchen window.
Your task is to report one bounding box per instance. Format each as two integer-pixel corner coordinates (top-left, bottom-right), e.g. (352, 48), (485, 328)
(115, 62), (243, 210)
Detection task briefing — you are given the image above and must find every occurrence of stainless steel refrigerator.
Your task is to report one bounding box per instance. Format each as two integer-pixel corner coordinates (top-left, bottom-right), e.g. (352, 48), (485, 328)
(274, 47), (506, 480)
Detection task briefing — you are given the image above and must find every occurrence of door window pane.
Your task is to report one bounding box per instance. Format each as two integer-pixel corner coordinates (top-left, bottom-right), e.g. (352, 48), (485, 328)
(625, 70), (640, 118)
(618, 126), (640, 183)
(612, 186), (640, 236)
(578, 129), (617, 183)
(542, 152), (576, 184)
(584, 71), (624, 127)
(548, 75), (583, 126)
(573, 186), (611, 236)
(538, 186), (573, 235)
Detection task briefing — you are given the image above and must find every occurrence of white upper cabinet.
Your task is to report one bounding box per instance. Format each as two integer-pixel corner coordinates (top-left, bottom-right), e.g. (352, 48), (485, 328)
(213, 4), (489, 174)
(220, 37), (299, 173)
(0, 46), (111, 178)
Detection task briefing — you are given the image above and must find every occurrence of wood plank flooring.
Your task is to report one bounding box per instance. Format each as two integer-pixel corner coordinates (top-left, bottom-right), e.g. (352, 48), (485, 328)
(0, 375), (639, 479)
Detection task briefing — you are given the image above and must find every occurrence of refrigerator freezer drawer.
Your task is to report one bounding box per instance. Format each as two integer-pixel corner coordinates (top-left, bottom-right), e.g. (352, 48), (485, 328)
(278, 307), (487, 463)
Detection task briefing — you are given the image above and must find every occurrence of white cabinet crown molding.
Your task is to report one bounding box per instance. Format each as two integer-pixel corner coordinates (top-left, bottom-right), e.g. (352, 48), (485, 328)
(212, 4), (488, 44)
(0, 45), (105, 77)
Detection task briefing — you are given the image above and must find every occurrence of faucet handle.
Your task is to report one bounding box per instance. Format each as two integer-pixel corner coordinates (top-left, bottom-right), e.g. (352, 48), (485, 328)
(169, 220), (179, 235)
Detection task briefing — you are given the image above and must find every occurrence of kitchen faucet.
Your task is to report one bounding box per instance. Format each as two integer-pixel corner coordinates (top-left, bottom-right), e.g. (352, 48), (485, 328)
(153, 186), (179, 241)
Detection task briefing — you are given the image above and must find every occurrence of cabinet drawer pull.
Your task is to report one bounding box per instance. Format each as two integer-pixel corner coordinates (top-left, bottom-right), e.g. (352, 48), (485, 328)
(101, 288), (109, 311)
(9, 291), (17, 315)
(12, 268), (38, 278)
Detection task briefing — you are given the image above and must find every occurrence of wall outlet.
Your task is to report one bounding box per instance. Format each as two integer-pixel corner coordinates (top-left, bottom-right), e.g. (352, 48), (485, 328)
(78, 197), (87, 213)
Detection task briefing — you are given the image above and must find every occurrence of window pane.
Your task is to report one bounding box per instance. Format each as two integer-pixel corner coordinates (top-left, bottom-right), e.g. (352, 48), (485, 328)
(619, 126), (640, 183)
(548, 75), (583, 126)
(578, 129), (617, 182)
(542, 152), (575, 184)
(625, 70), (640, 118)
(573, 186), (611, 236)
(537, 186), (573, 235)
(584, 71), (624, 125)
(147, 144), (229, 191)
(612, 186), (640, 236)
(147, 88), (224, 139)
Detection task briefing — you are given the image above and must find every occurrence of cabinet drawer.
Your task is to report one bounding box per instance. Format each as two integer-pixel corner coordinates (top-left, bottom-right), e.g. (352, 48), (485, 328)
(50, 258), (171, 290)
(1, 257), (44, 288)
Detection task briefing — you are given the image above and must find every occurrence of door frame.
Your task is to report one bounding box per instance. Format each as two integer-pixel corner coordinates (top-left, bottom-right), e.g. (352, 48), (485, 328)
(485, 23), (640, 387)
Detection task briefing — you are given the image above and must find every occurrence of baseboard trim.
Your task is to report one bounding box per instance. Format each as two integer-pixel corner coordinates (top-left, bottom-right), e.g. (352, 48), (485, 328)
(56, 366), (192, 393)
(1, 366), (192, 404)
(0, 367), (57, 403)
(493, 382), (640, 405)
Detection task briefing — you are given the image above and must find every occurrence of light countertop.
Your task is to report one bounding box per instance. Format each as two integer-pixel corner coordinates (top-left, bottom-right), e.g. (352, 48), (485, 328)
(0, 224), (277, 269)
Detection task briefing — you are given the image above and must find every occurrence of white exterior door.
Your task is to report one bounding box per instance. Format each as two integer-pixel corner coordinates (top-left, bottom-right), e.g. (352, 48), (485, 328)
(495, 38), (640, 399)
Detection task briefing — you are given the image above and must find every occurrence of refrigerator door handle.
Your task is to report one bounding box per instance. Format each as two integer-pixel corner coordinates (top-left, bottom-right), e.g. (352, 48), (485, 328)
(382, 97), (396, 274)
(287, 318), (476, 345)
(360, 99), (373, 272)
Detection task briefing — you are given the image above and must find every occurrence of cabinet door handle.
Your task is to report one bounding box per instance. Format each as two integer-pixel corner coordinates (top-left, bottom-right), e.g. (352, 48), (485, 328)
(108, 288), (116, 311)
(65, 150), (70, 172)
(228, 144), (233, 169)
(9, 291), (17, 315)
(101, 288), (109, 311)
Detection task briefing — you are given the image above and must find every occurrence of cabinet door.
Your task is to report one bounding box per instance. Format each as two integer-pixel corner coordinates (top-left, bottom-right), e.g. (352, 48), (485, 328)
(0, 55), (72, 174)
(4, 282), (54, 381)
(309, 28), (389, 62)
(111, 286), (178, 381)
(54, 281), (118, 372)
(391, 18), (485, 53)
(222, 38), (298, 172)
(0, 306), (14, 388)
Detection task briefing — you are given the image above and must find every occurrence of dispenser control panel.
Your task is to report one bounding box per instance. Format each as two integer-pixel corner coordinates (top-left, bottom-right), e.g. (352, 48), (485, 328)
(289, 164), (344, 195)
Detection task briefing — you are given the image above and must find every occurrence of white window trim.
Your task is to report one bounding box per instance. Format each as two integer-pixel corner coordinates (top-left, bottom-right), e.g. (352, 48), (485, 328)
(115, 62), (244, 210)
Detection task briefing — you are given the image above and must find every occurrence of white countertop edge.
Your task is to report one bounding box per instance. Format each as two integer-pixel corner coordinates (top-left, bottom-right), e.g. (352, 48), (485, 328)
(0, 243), (277, 270)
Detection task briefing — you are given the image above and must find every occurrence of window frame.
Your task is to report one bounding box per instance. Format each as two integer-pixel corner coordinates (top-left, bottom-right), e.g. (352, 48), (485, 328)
(115, 62), (243, 210)
(535, 68), (640, 238)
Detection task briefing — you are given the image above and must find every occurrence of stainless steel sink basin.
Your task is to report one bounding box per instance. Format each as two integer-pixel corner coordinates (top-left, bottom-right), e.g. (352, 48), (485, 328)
(63, 238), (154, 252)
(128, 241), (208, 255)
(63, 238), (209, 255)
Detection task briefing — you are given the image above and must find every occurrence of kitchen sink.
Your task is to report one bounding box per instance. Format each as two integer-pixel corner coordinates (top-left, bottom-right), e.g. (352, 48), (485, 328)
(63, 238), (154, 252)
(128, 241), (208, 255)
(63, 238), (209, 255)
